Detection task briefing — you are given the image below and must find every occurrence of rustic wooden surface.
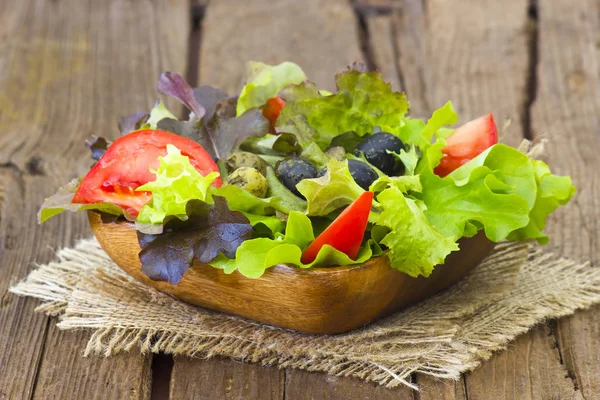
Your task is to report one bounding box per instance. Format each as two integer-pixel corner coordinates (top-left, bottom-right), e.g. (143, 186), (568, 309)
(0, 0), (597, 399)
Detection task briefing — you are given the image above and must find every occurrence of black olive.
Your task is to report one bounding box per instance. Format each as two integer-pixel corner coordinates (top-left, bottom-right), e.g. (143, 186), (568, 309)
(275, 157), (318, 198)
(355, 132), (406, 176)
(318, 160), (378, 191)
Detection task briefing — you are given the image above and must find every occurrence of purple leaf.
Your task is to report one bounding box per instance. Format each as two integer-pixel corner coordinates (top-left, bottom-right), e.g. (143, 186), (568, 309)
(137, 197), (252, 284)
(157, 72), (206, 119)
(348, 61), (369, 73)
(192, 86), (229, 122)
(157, 100), (269, 160)
(85, 136), (110, 161)
(118, 112), (149, 136)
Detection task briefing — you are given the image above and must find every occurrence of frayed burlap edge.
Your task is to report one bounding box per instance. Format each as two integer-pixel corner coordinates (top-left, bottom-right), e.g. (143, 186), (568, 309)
(10, 238), (600, 390)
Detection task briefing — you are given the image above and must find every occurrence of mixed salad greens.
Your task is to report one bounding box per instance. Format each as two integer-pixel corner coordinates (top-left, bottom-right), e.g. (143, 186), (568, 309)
(39, 61), (576, 284)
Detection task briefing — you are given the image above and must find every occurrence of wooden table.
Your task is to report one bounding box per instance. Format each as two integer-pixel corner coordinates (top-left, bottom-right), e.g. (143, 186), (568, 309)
(0, 0), (598, 398)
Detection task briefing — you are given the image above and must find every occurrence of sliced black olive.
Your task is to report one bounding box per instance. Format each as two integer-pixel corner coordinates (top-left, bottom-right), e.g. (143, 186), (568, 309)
(275, 157), (318, 198)
(318, 160), (378, 191)
(355, 132), (406, 176)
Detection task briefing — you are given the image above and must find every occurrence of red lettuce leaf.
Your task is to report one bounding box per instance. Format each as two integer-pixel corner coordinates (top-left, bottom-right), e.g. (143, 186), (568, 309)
(118, 111), (149, 136)
(158, 72), (206, 119)
(157, 101), (269, 160)
(85, 136), (110, 161)
(137, 196), (252, 284)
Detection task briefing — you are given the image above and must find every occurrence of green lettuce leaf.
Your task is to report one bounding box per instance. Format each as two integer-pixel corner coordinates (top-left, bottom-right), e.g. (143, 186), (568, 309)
(236, 61), (307, 116)
(416, 142), (530, 241)
(210, 211), (380, 278)
(296, 158), (364, 216)
(369, 175), (422, 194)
(209, 184), (290, 215)
(415, 142), (575, 243)
(244, 213), (286, 237)
(265, 166), (307, 213)
(375, 187), (459, 277)
(240, 133), (302, 156)
(277, 69), (409, 149)
(136, 144), (219, 226)
(300, 142), (331, 167)
(507, 160), (576, 244)
(38, 179), (124, 223)
(146, 100), (177, 129)
(393, 145), (421, 176)
(394, 101), (457, 149)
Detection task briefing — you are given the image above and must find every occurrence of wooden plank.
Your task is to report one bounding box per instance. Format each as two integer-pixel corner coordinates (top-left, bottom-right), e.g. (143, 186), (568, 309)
(0, 0), (189, 175)
(391, 0), (528, 146)
(389, 0), (584, 397)
(0, 172), (83, 400)
(413, 375), (466, 400)
(531, 0), (600, 398)
(199, 0), (364, 94)
(169, 357), (283, 400)
(465, 325), (583, 400)
(364, 14), (403, 91)
(284, 370), (413, 400)
(33, 329), (152, 400)
(0, 0), (189, 398)
(554, 307), (600, 398)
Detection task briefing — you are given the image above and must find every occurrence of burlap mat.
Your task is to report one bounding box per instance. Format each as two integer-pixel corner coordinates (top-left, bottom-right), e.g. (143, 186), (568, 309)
(10, 238), (600, 390)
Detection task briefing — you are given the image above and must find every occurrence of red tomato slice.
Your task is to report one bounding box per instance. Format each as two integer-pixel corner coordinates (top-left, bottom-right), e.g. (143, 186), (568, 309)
(434, 113), (498, 177)
(262, 96), (286, 127)
(72, 130), (221, 216)
(301, 191), (374, 264)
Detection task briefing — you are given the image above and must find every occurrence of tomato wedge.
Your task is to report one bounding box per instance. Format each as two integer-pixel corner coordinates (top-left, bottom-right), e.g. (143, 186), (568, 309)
(262, 96), (286, 126)
(72, 130), (221, 216)
(301, 191), (374, 264)
(434, 113), (498, 177)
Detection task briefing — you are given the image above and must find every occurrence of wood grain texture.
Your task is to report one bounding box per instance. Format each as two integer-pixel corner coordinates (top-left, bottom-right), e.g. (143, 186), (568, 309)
(0, 0), (189, 398)
(364, 13), (402, 91)
(413, 375), (466, 400)
(0, 173), (81, 400)
(465, 325), (583, 400)
(389, 0), (583, 396)
(284, 370), (413, 400)
(170, 357), (283, 400)
(0, 0), (188, 176)
(531, 0), (600, 398)
(33, 328), (152, 400)
(199, 0), (363, 94)
(392, 0), (528, 146)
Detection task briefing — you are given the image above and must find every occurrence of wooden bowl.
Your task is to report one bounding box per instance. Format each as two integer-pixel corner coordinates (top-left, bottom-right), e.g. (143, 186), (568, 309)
(89, 211), (495, 334)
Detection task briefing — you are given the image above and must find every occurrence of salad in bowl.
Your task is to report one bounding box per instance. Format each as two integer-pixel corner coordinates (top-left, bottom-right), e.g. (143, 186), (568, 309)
(39, 61), (576, 289)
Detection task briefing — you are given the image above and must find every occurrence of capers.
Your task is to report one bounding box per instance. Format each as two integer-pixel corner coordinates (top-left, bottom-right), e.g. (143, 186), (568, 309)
(224, 167), (268, 198)
(226, 152), (268, 175)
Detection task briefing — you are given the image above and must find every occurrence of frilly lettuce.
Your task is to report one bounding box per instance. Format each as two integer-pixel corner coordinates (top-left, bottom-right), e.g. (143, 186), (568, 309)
(277, 68), (409, 149)
(375, 187), (459, 277)
(210, 211), (381, 278)
(415, 141), (575, 243)
(236, 61), (306, 116)
(507, 159), (576, 244)
(136, 144), (219, 226)
(296, 158), (364, 216)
